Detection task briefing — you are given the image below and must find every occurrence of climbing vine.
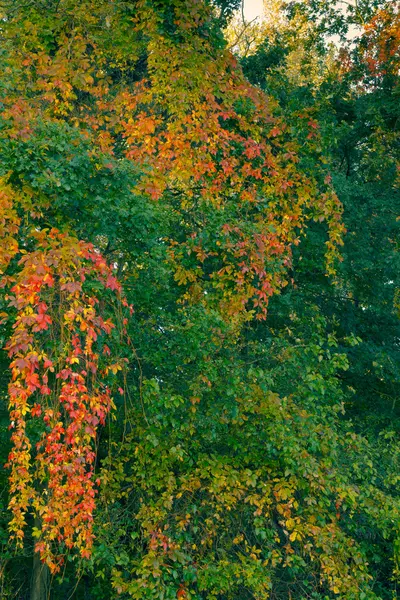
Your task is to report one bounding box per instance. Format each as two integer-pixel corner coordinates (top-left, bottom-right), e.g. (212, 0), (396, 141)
(1, 180), (129, 571)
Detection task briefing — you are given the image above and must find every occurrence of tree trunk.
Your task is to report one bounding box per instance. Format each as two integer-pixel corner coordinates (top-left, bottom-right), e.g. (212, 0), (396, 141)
(30, 519), (50, 600)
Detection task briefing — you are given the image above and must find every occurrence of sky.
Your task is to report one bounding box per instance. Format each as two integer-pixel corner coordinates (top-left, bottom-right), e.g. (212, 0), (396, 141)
(243, 0), (264, 21)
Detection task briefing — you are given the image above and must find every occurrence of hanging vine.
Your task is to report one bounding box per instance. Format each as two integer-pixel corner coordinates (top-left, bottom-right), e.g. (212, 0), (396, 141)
(1, 180), (130, 572)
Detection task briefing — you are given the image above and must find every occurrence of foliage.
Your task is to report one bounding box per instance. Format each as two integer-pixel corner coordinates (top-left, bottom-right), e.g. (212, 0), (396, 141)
(0, 0), (398, 598)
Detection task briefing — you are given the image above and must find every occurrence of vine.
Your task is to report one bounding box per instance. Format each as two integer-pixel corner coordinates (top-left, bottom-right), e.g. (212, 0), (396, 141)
(1, 181), (130, 572)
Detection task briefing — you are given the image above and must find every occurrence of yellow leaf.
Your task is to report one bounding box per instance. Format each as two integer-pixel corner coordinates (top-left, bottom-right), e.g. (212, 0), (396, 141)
(286, 518), (295, 530)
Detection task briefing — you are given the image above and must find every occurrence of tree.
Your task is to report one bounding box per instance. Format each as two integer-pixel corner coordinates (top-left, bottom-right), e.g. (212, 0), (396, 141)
(0, 0), (399, 598)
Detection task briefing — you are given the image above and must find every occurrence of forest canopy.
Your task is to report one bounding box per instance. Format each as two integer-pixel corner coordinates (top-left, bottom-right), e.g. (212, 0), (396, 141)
(0, 0), (399, 599)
